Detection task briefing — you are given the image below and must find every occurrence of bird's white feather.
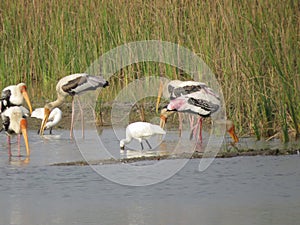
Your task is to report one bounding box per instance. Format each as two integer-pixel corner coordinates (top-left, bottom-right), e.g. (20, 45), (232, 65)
(2, 106), (26, 134)
(1, 83), (26, 106)
(32, 107), (62, 129)
(120, 122), (166, 148)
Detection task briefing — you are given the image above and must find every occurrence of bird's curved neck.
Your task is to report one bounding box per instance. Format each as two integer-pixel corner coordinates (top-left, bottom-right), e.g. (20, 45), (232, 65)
(48, 96), (65, 110)
(120, 137), (131, 145)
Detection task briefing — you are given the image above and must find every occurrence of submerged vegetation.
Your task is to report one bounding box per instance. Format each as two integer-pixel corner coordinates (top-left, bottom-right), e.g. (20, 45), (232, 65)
(0, 0), (299, 142)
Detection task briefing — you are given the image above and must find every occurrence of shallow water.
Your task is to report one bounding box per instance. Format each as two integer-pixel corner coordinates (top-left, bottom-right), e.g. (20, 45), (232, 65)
(0, 128), (299, 225)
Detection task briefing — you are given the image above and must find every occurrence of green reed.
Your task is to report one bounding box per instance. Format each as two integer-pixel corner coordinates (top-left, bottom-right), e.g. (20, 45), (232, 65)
(0, 0), (299, 141)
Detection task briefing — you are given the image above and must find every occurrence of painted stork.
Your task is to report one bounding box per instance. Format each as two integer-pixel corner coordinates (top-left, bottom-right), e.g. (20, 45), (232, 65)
(1, 83), (33, 114)
(158, 80), (239, 143)
(156, 80), (203, 135)
(160, 95), (239, 143)
(120, 122), (166, 150)
(157, 80), (218, 137)
(39, 73), (109, 138)
(31, 107), (62, 134)
(1, 106), (30, 156)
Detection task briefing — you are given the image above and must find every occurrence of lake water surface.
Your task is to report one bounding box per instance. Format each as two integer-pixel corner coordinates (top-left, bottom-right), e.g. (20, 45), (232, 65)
(0, 129), (299, 225)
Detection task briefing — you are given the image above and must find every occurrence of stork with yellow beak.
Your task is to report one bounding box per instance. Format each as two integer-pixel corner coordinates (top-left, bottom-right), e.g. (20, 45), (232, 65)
(1, 106), (30, 157)
(1, 83), (33, 115)
(157, 80), (239, 143)
(40, 73), (109, 138)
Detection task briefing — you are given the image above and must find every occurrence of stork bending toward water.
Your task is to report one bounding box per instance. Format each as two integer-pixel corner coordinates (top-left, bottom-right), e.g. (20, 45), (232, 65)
(32, 107), (62, 134)
(39, 73), (109, 138)
(156, 80), (203, 135)
(158, 80), (239, 143)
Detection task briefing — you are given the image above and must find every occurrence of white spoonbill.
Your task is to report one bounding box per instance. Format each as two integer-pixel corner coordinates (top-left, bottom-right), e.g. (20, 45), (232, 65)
(120, 122), (166, 150)
(40, 73), (109, 138)
(32, 107), (62, 134)
(1, 83), (33, 114)
(1, 106), (30, 156)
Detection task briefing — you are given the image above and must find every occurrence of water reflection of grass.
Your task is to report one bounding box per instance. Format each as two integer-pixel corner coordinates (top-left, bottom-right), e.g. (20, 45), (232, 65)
(1, 1), (299, 142)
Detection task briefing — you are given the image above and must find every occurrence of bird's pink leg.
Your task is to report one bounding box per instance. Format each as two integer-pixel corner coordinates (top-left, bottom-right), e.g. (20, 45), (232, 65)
(17, 134), (21, 156)
(189, 115), (196, 140)
(198, 117), (203, 144)
(7, 136), (11, 157)
(70, 97), (74, 139)
(189, 115), (200, 140)
(189, 115), (194, 129)
(77, 98), (84, 139)
(192, 118), (200, 140)
(178, 112), (183, 137)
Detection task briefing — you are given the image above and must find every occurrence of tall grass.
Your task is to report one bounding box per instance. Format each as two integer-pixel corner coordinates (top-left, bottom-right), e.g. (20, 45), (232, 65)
(0, 0), (299, 141)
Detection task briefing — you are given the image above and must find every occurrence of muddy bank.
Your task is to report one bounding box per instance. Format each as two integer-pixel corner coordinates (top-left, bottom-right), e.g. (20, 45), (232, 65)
(51, 147), (300, 166)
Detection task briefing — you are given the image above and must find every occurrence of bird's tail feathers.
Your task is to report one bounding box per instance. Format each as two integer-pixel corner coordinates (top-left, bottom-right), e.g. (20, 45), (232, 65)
(87, 75), (109, 88)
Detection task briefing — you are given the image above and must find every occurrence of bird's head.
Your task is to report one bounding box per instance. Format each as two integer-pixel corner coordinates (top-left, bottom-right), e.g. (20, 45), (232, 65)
(214, 119), (239, 143)
(18, 83), (32, 115)
(226, 122), (239, 143)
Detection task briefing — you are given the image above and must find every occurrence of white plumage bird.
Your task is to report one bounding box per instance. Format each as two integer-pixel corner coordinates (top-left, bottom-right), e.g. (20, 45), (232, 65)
(31, 107), (62, 134)
(1, 83), (33, 115)
(1, 106), (30, 157)
(40, 73), (109, 138)
(120, 122), (166, 150)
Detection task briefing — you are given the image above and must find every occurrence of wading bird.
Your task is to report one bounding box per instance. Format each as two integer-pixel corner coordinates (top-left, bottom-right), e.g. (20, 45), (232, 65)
(1, 106), (30, 157)
(157, 80), (219, 137)
(157, 80), (217, 136)
(39, 73), (109, 138)
(160, 95), (239, 143)
(120, 122), (166, 150)
(32, 107), (62, 134)
(1, 83), (33, 114)
(158, 80), (238, 143)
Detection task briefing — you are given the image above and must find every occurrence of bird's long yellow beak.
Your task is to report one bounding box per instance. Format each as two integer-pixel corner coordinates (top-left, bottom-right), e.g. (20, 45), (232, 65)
(21, 88), (33, 115)
(20, 118), (30, 156)
(227, 125), (239, 143)
(40, 108), (51, 136)
(160, 109), (174, 129)
(160, 115), (166, 129)
(155, 80), (164, 113)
